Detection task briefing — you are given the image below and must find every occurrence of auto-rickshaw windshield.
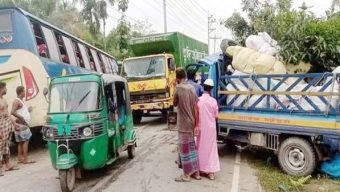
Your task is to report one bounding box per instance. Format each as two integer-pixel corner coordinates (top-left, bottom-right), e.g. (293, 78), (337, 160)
(49, 82), (101, 113)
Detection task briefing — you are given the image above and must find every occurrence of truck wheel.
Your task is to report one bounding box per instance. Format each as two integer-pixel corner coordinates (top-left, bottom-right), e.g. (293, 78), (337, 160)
(278, 137), (316, 176)
(127, 144), (136, 159)
(59, 168), (76, 192)
(133, 110), (143, 124)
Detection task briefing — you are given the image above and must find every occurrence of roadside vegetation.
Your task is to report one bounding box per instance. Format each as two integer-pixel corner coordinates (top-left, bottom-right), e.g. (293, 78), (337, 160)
(244, 149), (340, 192)
(223, 0), (340, 72)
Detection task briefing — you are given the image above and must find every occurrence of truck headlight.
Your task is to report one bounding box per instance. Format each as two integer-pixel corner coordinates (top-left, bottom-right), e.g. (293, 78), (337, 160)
(83, 127), (92, 137)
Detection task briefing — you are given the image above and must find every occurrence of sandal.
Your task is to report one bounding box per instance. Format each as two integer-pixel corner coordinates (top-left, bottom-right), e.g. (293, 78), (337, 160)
(192, 173), (202, 180)
(22, 160), (36, 164)
(207, 173), (215, 180)
(5, 165), (19, 172)
(174, 175), (190, 182)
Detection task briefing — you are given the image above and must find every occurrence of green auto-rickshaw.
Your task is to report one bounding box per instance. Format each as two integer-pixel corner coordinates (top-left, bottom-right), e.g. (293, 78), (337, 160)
(42, 73), (136, 192)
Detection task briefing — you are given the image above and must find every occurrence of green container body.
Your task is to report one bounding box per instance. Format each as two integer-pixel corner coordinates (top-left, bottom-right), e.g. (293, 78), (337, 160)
(130, 32), (208, 68)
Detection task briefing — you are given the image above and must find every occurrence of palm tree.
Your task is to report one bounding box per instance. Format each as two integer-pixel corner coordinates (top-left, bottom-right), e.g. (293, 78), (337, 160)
(330, 0), (340, 14)
(75, 0), (128, 50)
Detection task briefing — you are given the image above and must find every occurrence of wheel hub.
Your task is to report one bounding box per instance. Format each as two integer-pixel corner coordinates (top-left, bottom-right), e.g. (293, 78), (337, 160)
(288, 148), (305, 168)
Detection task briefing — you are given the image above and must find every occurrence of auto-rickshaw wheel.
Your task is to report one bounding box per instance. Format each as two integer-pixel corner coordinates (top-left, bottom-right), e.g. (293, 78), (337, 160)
(133, 110), (143, 124)
(127, 144), (136, 159)
(59, 168), (76, 192)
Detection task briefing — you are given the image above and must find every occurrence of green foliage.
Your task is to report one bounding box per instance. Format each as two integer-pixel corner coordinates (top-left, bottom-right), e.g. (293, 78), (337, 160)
(281, 18), (340, 71)
(0, 0), (57, 19)
(224, 12), (254, 45)
(106, 16), (132, 60)
(223, 0), (340, 71)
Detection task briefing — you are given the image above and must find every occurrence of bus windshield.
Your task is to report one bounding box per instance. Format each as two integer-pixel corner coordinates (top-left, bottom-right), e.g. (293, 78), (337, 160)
(49, 82), (101, 113)
(122, 56), (165, 79)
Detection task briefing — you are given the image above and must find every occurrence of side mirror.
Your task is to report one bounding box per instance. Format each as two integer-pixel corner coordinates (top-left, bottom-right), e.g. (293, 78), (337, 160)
(43, 88), (49, 102)
(168, 58), (175, 71)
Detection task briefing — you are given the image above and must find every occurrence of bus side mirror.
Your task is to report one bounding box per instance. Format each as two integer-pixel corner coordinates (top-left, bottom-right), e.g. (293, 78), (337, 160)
(43, 88), (49, 102)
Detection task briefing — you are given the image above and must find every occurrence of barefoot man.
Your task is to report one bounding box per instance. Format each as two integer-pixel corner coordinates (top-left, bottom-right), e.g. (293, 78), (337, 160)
(0, 82), (19, 176)
(11, 86), (35, 164)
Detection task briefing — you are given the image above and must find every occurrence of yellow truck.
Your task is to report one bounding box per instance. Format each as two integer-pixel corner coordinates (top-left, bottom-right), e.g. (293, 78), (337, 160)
(121, 32), (208, 123)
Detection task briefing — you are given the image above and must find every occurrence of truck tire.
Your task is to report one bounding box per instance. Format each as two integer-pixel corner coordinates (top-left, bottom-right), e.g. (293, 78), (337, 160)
(133, 110), (143, 124)
(278, 137), (316, 176)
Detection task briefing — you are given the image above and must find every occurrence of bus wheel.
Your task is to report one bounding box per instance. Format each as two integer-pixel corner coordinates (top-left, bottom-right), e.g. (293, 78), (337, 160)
(133, 110), (143, 124)
(59, 168), (76, 192)
(127, 144), (136, 159)
(278, 137), (316, 176)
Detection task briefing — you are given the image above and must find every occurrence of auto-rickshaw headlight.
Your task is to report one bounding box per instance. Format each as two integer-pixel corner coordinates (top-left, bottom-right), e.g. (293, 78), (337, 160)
(46, 129), (54, 138)
(83, 127), (92, 137)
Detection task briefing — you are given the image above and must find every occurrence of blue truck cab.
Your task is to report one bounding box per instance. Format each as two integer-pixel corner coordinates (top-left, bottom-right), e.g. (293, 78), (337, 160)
(189, 52), (340, 176)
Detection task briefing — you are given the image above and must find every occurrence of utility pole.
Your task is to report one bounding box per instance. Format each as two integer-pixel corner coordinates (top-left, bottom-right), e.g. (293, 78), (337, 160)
(163, 0), (167, 33)
(11, 0), (17, 6)
(103, 19), (106, 52)
(210, 34), (221, 53)
(208, 13), (216, 54)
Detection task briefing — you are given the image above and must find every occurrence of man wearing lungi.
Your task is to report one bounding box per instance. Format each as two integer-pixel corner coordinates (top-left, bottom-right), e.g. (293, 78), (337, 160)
(173, 68), (201, 182)
(0, 82), (19, 176)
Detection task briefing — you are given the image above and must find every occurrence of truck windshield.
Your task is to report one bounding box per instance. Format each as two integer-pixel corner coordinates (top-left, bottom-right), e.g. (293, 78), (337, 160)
(49, 82), (101, 113)
(122, 56), (165, 79)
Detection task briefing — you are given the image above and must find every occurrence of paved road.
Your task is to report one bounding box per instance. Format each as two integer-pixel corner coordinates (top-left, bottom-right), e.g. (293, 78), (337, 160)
(0, 116), (263, 192)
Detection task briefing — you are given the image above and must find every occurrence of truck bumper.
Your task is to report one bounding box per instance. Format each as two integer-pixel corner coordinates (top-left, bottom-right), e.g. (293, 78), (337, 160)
(131, 100), (172, 111)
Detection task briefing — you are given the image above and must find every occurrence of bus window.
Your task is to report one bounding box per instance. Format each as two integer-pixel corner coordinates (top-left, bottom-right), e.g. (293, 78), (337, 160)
(105, 56), (114, 73)
(41, 26), (59, 61)
(101, 54), (112, 73)
(62, 36), (77, 66)
(90, 49), (102, 73)
(54, 32), (69, 64)
(31, 21), (48, 58)
(111, 59), (119, 73)
(86, 47), (97, 71)
(78, 43), (91, 70)
(72, 41), (84, 68)
(97, 52), (106, 73)
(0, 12), (13, 32)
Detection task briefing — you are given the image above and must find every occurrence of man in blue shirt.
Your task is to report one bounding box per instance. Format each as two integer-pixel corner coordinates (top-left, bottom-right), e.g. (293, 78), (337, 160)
(186, 69), (204, 97)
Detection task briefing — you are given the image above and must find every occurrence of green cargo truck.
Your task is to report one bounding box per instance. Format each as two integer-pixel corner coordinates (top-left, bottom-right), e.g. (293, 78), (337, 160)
(121, 32), (208, 123)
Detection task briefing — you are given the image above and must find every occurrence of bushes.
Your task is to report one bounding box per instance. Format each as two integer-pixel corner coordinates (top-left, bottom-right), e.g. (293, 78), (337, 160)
(280, 19), (340, 71)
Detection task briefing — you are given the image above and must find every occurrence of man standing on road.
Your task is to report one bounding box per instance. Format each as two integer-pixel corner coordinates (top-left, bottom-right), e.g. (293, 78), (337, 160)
(196, 79), (220, 180)
(11, 86), (35, 164)
(186, 68), (204, 97)
(0, 82), (19, 176)
(173, 68), (201, 182)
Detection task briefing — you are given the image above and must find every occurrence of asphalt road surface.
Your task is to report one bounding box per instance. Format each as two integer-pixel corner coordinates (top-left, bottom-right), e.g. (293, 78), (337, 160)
(0, 116), (263, 192)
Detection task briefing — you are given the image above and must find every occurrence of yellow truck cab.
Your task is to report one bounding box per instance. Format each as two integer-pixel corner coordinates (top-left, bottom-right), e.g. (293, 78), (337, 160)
(121, 32), (208, 123)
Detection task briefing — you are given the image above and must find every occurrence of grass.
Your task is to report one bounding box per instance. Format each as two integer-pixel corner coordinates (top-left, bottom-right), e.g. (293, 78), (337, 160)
(243, 149), (340, 192)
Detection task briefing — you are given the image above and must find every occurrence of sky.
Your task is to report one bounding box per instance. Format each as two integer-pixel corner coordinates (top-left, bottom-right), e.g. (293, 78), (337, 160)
(105, 0), (333, 54)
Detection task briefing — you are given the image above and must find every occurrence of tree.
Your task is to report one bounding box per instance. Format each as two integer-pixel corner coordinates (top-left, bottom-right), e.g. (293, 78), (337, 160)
(222, 0), (339, 71)
(131, 19), (156, 37)
(0, 0), (57, 19)
(106, 16), (132, 60)
(223, 12), (254, 45)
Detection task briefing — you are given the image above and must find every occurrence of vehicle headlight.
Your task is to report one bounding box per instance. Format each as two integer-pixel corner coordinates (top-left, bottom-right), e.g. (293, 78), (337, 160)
(83, 127), (92, 137)
(45, 129), (54, 138)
